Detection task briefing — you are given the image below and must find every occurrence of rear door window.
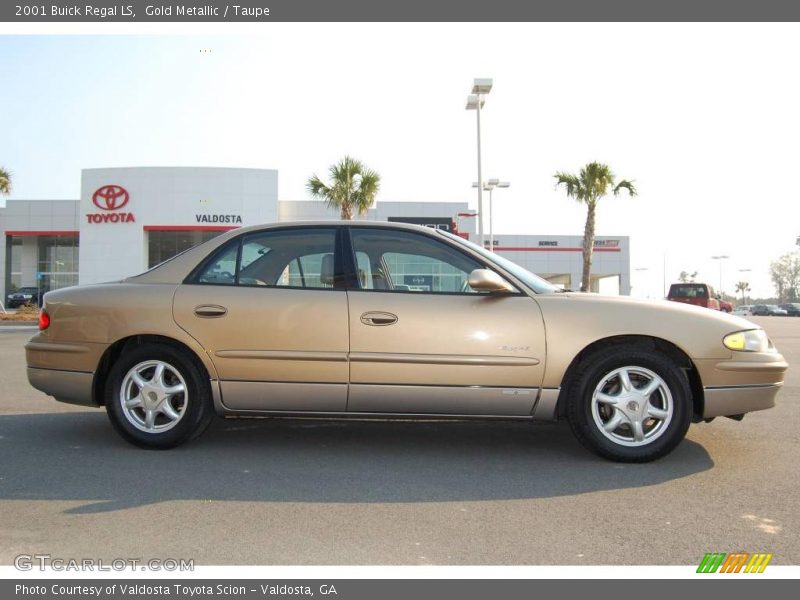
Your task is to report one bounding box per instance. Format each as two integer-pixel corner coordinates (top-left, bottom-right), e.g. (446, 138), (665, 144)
(669, 284), (708, 298)
(193, 228), (339, 289)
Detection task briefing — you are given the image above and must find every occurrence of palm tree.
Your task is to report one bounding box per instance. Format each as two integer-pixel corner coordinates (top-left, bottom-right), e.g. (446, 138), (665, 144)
(735, 281), (751, 304)
(0, 166), (11, 196)
(554, 162), (636, 292)
(306, 156), (380, 220)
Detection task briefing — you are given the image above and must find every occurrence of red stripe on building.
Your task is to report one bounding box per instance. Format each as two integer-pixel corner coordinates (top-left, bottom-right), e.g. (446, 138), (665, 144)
(5, 230), (79, 237)
(494, 246), (621, 252)
(143, 225), (239, 232)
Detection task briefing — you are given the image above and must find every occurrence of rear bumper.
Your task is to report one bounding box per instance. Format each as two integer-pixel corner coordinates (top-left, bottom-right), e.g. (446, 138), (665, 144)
(702, 384), (782, 418)
(27, 367), (96, 407)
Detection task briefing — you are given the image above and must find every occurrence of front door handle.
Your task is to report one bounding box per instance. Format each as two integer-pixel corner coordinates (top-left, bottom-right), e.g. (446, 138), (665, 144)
(360, 311), (398, 326)
(194, 304), (228, 318)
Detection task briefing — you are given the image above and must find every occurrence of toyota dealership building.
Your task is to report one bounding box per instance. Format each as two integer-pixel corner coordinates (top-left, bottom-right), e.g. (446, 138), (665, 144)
(0, 167), (630, 303)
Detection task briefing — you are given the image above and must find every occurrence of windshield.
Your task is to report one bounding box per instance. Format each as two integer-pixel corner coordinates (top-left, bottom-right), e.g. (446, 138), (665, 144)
(439, 230), (558, 294)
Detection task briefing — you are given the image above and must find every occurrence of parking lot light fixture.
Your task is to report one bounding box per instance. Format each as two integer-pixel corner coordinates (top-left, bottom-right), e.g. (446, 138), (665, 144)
(472, 79), (494, 94)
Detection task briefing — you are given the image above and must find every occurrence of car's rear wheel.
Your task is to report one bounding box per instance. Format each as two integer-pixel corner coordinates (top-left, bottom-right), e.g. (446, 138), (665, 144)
(105, 343), (215, 449)
(566, 346), (692, 462)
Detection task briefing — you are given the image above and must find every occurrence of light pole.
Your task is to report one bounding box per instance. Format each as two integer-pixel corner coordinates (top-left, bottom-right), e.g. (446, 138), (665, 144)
(466, 78), (493, 248)
(472, 178), (509, 251)
(711, 255), (730, 294)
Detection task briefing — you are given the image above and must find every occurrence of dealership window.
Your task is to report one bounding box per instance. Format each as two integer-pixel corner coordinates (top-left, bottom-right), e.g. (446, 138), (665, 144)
(147, 230), (225, 269)
(6, 236), (22, 291)
(36, 235), (79, 291)
(4, 234), (80, 298)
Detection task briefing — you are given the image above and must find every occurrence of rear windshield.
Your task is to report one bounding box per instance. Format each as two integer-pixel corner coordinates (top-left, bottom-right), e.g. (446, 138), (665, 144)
(668, 284), (708, 298)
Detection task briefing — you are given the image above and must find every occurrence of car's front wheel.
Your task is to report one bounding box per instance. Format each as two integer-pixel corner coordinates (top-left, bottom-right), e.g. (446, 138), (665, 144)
(566, 346), (692, 462)
(105, 343), (215, 449)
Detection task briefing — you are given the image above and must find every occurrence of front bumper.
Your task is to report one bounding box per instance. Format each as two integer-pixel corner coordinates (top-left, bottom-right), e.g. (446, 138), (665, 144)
(703, 383), (782, 418)
(696, 351), (788, 418)
(27, 367), (96, 407)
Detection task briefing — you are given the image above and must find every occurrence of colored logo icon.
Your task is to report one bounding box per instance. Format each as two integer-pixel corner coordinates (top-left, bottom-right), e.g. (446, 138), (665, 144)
(697, 552), (772, 573)
(92, 185), (130, 210)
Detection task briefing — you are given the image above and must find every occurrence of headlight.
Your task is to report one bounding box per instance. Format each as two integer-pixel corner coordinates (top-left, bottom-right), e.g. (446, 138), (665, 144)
(723, 329), (775, 353)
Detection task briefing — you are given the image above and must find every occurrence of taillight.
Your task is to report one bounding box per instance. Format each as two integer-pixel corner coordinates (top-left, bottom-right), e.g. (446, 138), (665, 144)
(38, 310), (50, 330)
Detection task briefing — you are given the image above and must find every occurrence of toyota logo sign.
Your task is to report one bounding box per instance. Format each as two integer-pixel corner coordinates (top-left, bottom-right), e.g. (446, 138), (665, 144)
(92, 185), (129, 211)
(86, 184), (135, 224)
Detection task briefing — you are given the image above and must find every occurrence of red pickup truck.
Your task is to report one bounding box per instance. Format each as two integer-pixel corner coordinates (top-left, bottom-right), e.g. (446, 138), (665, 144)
(667, 283), (727, 311)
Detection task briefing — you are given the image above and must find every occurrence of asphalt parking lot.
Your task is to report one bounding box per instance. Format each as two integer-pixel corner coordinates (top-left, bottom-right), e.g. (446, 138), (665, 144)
(0, 317), (797, 566)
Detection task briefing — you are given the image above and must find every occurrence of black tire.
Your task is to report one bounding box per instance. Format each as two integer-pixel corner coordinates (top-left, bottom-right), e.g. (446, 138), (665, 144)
(105, 343), (215, 449)
(565, 346), (692, 462)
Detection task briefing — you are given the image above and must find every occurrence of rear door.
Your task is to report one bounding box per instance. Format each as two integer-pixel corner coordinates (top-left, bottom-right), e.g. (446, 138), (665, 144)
(173, 226), (350, 412)
(344, 226), (546, 416)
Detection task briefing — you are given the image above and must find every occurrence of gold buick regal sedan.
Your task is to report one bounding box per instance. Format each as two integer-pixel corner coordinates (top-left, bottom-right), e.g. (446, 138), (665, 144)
(25, 222), (788, 462)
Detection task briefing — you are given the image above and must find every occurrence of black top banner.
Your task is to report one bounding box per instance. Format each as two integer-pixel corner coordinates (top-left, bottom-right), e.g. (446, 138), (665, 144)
(3, 0), (800, 22)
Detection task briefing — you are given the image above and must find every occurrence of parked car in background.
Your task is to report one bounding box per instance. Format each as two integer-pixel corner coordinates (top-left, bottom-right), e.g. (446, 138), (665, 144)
(25, 222), (788, 463)
(779, 303), (800, 316)
(666, 283), (721, 310)
(751, 304), (788, 316)
(733, 305), (753, 317)
(6, 286), (43, 308)
(718, 298), (733, 313)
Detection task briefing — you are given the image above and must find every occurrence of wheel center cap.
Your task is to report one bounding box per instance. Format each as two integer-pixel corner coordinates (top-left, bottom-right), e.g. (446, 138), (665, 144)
(627, 400), (639, 412)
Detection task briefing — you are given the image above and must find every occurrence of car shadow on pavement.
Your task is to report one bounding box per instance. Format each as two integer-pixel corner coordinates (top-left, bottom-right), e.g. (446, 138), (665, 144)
(0, 411), (714, 514)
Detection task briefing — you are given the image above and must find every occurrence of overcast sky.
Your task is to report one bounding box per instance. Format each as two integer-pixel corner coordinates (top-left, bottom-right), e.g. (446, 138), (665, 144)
(1, 24), (798, 298)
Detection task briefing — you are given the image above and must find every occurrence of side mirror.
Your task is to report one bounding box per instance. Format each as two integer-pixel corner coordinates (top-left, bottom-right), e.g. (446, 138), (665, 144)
(468, 269), (515, 293)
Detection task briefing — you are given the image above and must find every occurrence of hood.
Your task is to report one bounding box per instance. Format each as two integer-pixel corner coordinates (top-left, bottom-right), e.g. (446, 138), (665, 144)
(533, 291), (763, 363)
(559, 292), (757, 329)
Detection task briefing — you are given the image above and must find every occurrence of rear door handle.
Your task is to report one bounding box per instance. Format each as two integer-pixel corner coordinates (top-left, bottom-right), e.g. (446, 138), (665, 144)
(360, 311), (398, 326)
(194, 304), (228, 318)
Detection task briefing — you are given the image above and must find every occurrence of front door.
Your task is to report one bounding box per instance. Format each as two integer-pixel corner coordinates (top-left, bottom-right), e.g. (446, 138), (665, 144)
(173, 226), (349, 412)
(345, 226), (546, 415)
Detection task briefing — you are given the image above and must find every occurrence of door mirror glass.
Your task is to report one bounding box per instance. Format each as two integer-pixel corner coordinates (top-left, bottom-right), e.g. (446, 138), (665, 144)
(468, 269), (515, 293)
